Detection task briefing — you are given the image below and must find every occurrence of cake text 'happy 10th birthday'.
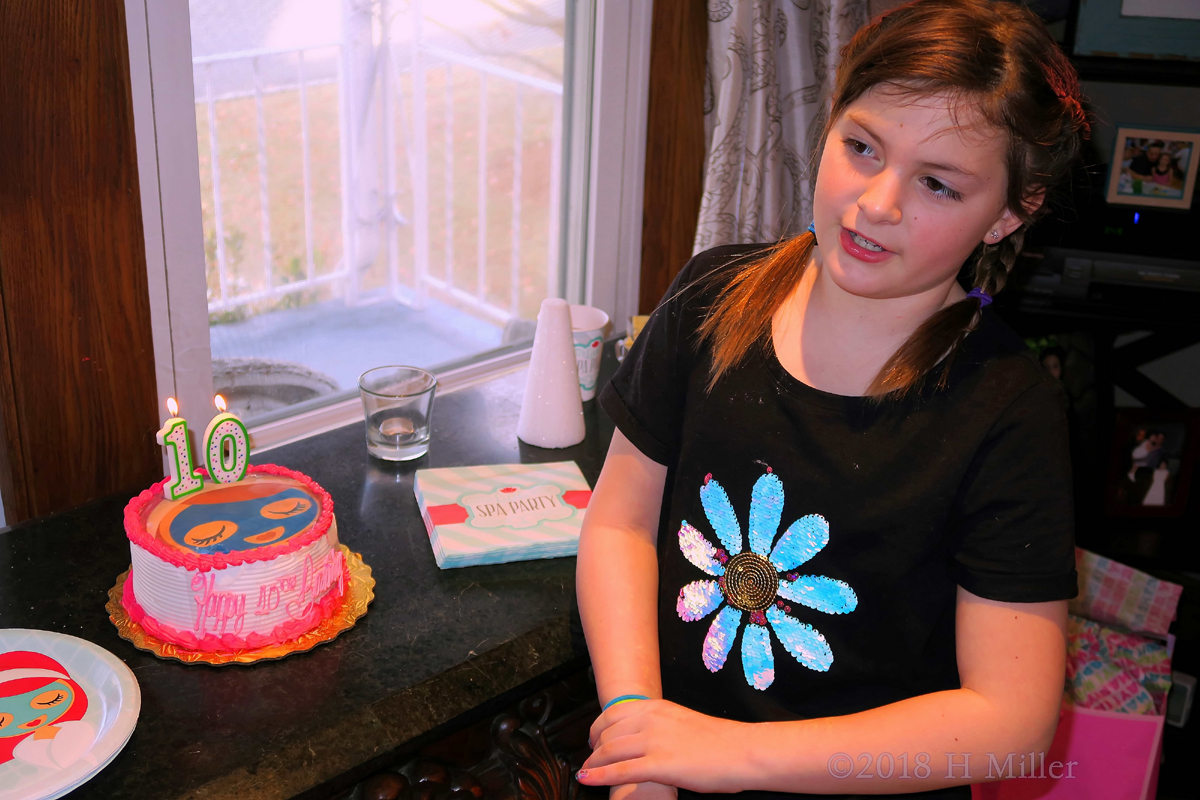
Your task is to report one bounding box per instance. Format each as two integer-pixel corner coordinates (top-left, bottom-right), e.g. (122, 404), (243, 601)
(190, 548), (346, 636)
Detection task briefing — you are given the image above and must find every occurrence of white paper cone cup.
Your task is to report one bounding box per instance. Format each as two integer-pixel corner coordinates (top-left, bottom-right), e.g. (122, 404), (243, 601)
(517, 298), (586, 448)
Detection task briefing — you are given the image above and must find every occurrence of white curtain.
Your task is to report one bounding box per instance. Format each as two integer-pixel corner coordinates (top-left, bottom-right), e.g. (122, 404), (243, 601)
(694, 0), (870, 253)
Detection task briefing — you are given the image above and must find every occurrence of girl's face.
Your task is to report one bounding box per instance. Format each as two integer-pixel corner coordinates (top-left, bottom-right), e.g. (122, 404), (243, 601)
(1042, 353), (1062, 379)
(1157, 153), (1171, 169)
(812, 86), (1027, 302)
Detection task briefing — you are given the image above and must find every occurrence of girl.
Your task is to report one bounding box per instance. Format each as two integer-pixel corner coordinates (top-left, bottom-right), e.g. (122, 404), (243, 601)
(576, 0), (1089, 797)
(1151, 152), (1175, 187)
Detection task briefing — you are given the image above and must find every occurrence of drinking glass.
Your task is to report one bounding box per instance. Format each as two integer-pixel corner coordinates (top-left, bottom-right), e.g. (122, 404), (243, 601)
(358, 366), (437, 461)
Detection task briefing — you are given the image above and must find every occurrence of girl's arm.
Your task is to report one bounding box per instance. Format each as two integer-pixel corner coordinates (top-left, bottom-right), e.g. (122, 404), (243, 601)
(578, 428), (668, 704)
(581, 587), (1069, 795)
(577, 429), (673, 798)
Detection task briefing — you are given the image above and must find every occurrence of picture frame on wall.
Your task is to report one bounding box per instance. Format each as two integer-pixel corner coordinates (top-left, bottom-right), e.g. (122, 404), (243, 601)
(1072, 0), (1200, 61)
(1105, 126), (1200, 210)
(1104, 410), (1200, 518)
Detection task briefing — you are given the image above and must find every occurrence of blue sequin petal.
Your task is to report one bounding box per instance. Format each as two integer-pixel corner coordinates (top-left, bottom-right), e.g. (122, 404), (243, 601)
(700, 478), (743, 555)
(702, 605), (742, 672)
(778, 575), (858, 614)
(677, 579), (724, 622)
(741, 623), (775, 690)
(678, 521), (724, 576)
(766, 606), (834, 672)
(769, 513), (829, 572)
(748, 472), (784, 557)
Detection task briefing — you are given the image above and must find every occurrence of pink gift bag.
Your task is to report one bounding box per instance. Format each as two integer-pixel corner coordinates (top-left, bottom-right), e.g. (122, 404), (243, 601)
(971, 703), (1164, 800)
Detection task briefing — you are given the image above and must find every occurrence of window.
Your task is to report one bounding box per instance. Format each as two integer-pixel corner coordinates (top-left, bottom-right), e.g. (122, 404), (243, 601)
(126, 0), (649, 448)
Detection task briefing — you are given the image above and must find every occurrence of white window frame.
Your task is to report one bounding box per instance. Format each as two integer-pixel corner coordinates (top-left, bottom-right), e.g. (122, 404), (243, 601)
(124, 0), (653, 454)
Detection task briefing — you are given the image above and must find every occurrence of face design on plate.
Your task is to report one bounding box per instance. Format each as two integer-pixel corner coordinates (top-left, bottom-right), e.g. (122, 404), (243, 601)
(161, 484), (319, 554)
(0, 680), (75, 737)
(0, 651), (91, 767)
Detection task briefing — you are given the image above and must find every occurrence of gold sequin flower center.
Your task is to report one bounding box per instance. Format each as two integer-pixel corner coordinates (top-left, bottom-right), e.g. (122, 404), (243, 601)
(720, 553), (777, 611)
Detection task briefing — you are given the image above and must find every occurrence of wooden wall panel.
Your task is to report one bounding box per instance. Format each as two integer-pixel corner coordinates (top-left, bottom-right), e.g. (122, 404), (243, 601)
(638, 0), (709, 314)
(0, 0), (160, 523)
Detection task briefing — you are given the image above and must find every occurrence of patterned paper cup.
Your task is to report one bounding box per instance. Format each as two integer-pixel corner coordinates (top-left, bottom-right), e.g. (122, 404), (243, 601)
(569, 305), (609, 401)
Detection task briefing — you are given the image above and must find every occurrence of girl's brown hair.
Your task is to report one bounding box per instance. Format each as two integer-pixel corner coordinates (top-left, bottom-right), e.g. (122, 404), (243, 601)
(696, 0), (1090, 399)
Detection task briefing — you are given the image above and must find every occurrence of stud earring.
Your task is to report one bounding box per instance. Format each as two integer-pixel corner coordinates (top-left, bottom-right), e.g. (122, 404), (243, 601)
(990, 230), (1000, 240)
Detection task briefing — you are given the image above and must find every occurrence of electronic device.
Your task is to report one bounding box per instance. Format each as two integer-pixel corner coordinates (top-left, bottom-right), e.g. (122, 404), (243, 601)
(1167, 671), (1195, 728)
(1007, 162), (1200, 322)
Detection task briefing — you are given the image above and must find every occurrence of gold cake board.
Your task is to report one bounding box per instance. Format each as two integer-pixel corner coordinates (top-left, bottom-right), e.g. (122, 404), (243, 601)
(107, 544), (374, 666)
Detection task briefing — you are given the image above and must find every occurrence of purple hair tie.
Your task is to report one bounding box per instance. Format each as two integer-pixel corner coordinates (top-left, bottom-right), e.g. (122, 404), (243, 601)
(968, 288), (993, 307)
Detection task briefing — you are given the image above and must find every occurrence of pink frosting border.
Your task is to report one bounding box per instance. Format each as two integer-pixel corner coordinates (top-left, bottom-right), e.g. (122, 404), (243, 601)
(123, 464), (335, 572)
(121, 562), (349, 652)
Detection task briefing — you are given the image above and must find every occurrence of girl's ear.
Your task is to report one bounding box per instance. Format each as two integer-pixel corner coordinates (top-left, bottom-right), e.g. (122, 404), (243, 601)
(981, 207), (1022, 245)
(983, 189), (1045, 245)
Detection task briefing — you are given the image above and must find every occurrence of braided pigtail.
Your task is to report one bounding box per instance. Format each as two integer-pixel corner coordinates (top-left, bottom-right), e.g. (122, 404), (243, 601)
(864, 225), (1025, 400)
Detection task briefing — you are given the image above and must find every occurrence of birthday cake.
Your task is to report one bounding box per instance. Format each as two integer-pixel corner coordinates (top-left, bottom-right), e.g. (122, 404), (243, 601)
(120, 465), (347, 652)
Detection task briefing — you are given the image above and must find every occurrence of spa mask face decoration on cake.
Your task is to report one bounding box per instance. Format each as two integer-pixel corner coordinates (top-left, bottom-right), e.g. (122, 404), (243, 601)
(161, 484), (319, 554)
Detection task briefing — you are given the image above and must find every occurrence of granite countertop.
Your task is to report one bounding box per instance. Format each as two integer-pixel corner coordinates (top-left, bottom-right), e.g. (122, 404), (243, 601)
(0, 349), (619, 799)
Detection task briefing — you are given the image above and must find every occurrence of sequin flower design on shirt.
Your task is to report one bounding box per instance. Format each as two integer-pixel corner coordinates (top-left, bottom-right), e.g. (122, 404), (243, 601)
(676, 469), (858, 690)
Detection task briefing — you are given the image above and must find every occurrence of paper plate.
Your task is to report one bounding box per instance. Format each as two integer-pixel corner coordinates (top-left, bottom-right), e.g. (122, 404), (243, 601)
(35, 726), (134, 800)
(0, 629), (140, 800)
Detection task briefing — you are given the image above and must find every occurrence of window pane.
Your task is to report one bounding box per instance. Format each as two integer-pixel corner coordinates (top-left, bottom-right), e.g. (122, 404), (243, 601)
(189, 0), (568, 421)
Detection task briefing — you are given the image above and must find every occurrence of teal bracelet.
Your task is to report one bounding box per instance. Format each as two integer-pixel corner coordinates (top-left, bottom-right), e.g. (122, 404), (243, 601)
(602, 694), (649, 711)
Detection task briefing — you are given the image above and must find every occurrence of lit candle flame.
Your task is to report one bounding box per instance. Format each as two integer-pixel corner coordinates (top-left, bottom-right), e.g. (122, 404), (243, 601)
(214, 394), (228, 413)
(166, 397), (179, 417)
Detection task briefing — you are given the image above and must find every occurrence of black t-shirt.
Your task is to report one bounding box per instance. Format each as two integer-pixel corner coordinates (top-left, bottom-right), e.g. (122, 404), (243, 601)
(597, 244), (1078, 800)
(1128, 153), (1156, 176)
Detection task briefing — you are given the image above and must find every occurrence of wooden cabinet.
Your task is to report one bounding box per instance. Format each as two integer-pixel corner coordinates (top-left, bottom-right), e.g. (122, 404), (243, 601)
(0, 0), (161, 524)
(346, 668), (603, 800)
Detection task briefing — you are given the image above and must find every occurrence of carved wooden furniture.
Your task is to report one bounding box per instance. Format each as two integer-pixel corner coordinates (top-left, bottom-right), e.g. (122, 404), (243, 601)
(349, 668), (603, 800)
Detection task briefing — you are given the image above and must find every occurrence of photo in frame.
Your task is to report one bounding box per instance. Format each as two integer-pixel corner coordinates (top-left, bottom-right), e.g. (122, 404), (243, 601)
(1104, 410), (1200, 518)
(1105, 126), (1200, 210)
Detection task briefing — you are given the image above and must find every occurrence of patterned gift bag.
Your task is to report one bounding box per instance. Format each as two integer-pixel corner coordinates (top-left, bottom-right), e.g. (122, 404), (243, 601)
(974, 550), (1181, 800)
(1065, 615), (1172, 715)
(1069, 547), (1183, 637)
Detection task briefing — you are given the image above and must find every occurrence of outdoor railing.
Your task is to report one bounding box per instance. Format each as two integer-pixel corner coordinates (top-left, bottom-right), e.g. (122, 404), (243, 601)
(197, 43), (343, 314)
(196, 1), (563, 326)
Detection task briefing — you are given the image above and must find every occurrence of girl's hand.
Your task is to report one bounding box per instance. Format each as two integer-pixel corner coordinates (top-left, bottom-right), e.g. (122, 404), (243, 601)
(579, 699), (749, 792)
(608, 782), (677, 800)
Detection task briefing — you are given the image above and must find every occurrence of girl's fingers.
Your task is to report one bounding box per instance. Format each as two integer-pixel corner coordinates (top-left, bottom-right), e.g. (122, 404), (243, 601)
(583, 726), (646, 770)
(588, 699), (652, 747)
(577, 755), (654, 787)
(591, 712), (648, 752)
(588, 715), (606, 749)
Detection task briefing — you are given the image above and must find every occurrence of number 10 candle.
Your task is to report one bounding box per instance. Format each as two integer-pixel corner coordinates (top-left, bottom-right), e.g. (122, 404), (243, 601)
(156, 397), (205, 500)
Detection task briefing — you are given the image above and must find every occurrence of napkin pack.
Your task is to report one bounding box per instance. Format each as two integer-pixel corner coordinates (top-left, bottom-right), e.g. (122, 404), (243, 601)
(413, 461), (592, 568)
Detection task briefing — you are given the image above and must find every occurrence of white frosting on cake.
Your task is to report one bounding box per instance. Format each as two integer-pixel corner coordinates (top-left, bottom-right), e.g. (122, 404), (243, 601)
(129, 520), (344, 642)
